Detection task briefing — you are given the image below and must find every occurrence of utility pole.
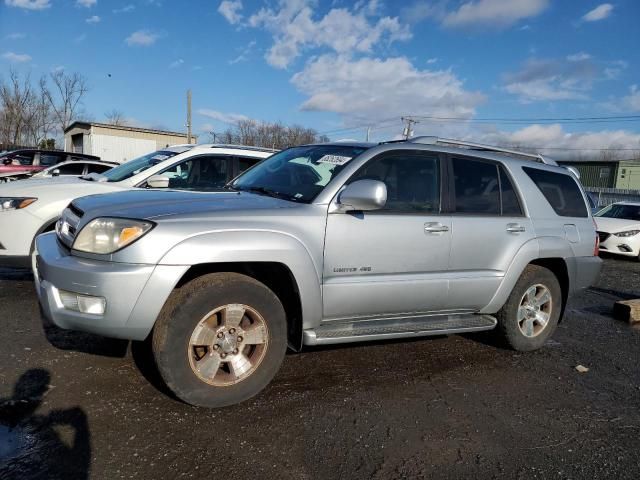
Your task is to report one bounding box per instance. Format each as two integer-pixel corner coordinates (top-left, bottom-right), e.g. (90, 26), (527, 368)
(366, 126), (371, 142)
(401, 116), (419, 139)
(186, 89), (192, 144)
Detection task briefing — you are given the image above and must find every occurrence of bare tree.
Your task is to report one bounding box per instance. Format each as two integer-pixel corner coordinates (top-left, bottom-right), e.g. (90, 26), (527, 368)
(221, 119), (327, 149)
(104, 109), (127, 126)
(42, 70), (89, 132)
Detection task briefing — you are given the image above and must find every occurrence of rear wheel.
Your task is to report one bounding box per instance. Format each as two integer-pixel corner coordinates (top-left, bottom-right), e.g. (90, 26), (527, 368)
(152, 273), (287, 408)
(493, 265), (562, 351)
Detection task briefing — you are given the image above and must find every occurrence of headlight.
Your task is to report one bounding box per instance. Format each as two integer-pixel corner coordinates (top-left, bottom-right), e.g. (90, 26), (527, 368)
(73, 217), (154, 254)
(0, 197), (37, 212)
(614, 230), (640, 237)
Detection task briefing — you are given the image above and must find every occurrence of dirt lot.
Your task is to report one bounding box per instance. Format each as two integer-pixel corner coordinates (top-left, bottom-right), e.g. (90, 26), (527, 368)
(1, 257), (639, 480)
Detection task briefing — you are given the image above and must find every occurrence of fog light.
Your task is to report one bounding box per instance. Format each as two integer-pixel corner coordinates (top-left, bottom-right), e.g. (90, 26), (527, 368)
(57, 289), (106, 315)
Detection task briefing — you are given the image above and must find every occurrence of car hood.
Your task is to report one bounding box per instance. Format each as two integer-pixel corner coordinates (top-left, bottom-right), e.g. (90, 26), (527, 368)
(71, 189), (298, 220)
(594, 217), (640, 233)
(0, 176), (104, 196)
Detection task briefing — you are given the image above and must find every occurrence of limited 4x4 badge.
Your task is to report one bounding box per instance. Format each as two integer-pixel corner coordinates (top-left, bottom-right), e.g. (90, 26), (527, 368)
(333, 266), (372, 273)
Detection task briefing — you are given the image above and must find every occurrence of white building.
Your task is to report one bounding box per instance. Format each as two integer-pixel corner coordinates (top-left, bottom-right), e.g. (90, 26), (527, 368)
(64, 122), (196, 164)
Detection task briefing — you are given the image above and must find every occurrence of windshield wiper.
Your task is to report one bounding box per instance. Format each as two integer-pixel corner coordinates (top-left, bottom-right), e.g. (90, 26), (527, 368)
(238, 186), (300, 202)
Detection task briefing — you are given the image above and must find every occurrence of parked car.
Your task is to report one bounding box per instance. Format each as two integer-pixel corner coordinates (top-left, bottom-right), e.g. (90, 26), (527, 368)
(0, 149), (101, 176)
(33, 137), (601, 408)
(594, 202), (640, 259)
(0, 159), (117, 183)
(0, 144), (274, 267)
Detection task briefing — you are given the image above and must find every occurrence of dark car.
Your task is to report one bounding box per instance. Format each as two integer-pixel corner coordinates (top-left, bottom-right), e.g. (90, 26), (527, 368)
(0, 149), (101, 176)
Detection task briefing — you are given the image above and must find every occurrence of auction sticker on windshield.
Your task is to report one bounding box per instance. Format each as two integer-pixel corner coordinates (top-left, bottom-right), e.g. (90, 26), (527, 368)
(317, 155), (352, 166)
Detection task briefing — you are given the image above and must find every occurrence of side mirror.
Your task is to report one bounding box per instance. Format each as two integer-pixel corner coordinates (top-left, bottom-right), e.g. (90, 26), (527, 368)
(51, 169), (61, 177)
(146, 174), (170, 188)
(337, 179), (387, 212)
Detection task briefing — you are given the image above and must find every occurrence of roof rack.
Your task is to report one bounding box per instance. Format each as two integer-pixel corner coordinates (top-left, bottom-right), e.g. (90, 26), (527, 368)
(407, 136), (557, 165)
(207, 144), (279, 153)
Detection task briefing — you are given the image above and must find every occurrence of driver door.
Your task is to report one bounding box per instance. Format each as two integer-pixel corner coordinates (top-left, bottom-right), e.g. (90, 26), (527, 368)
(322, 151), (451, 320)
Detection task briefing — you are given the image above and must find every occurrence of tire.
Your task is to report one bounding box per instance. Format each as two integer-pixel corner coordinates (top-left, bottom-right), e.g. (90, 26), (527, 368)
(493, 265), (562, 351)
(152, 272), (287, 408)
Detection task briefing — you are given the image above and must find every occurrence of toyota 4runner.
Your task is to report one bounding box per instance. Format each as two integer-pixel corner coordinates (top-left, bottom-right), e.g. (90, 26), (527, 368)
(34, 137), (602, 407)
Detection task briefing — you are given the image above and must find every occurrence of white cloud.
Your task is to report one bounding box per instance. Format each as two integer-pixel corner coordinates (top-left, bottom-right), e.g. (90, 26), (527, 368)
(169, 58), (184, 68)
(291, 54), (485, 124)
(5, 33), (26, 39)
(504, 56), (600, 102)
(114, 4), (135, 13)
(2, 51), (32, 62)
(198, 109), (251, 124)
(125, 30), (160, 47)
(478, 124), (640, 159)
(620, 85), (640, 112)
(245, 1), (411, 69)
(229, 40), (256, 65)
(218, 0), (243, 25)
(74, 33), (87, 43)
(443, 0), (549, 28)
(582, 3), (613, 22)
(4, 0), (50, 10)
(426, 57), (438, 64)
(86, 15), (101, 24)
(76, 0), (97, 7)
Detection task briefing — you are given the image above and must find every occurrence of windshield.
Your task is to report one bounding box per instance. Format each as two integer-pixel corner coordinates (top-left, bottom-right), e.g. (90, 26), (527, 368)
(596, 203), (640, 221)
(231, 145), (369, 203)
(99, 150), (179, 182)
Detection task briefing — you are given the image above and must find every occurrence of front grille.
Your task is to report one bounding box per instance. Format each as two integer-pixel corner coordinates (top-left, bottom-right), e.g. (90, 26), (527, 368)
(597, 231), (610, 243)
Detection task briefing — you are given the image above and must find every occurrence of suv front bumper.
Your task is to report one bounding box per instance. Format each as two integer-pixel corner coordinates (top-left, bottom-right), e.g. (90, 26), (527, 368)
(34, 232), (188, 341)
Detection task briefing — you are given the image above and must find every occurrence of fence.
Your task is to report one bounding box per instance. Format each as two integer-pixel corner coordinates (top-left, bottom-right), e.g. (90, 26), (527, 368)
(585, 187), (640, 208)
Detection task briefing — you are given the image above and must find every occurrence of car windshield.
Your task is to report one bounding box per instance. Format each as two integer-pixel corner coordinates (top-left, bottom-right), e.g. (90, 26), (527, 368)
(596, 204), (640, 221)
(231, 145), (369, 203)
(99, 150), (180, 182)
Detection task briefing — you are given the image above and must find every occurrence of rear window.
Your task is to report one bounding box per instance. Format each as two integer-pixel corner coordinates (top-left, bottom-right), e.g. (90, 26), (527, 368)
(523, 167), (588, 218)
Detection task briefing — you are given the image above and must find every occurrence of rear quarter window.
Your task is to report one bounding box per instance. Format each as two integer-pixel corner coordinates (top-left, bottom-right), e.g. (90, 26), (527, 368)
(523, 167), (588, 218)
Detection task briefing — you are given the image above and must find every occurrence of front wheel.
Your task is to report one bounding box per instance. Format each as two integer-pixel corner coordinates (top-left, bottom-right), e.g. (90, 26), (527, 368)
(493, 265), (562, 351)
(152, 273), (287, 408)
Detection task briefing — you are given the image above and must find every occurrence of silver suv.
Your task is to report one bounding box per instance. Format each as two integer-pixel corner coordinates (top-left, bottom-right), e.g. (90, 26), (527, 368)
(34, 137), (602, 407)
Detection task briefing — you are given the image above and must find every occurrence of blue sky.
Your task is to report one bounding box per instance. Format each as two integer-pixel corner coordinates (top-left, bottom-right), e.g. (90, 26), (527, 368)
(2, 0), (640, 155)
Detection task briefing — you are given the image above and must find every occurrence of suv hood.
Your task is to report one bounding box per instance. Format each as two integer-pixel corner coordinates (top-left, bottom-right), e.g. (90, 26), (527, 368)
(0, 176), (100, 195)
(595, 217), (640, 233)
(72, 189), (297, 220)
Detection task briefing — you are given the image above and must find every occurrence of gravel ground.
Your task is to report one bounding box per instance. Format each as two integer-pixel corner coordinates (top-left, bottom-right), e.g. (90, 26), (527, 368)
(1, 257), (639, 479)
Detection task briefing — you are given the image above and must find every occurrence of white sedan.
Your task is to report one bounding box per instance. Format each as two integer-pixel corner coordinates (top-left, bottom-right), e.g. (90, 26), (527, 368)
(595, 202), (640, 259)
(0, 144), (274, 267)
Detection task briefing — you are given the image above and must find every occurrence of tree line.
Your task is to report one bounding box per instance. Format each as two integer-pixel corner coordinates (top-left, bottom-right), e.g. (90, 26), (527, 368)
(0, 69), (89, 150)
(212, 119), (330, 150)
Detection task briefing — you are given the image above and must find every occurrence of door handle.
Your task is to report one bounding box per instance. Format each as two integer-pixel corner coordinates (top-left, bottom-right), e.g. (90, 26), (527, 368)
(506, 223), (526, 233)
(424, 222), (449, 234)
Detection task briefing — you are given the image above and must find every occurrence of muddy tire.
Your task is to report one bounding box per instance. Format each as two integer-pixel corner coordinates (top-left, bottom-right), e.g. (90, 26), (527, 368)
(493, 265), (562, 351)
(152, 272), (287, 408)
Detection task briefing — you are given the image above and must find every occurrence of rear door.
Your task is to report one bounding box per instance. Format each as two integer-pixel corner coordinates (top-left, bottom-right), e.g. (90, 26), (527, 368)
(446, 156), (534, 310)
(322, 150), (452, 320)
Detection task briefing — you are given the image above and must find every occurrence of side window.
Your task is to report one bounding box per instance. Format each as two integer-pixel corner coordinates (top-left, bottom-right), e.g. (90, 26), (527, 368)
(11, 152), (35, 165)
(499, 167), (523, 216)
(238, 157), (260, 175)
(87, 164), (113, 174)
(160, 156), (229, 191)
(523, 167), (588, 218)
(39, 153), (65, 167)
(56, 163), (86, 175)
(452, 157), (500, 214)
(349, 152), (440, 213)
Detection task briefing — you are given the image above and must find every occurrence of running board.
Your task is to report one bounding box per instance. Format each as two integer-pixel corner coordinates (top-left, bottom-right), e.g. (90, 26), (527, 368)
(303, 314), (497, 346)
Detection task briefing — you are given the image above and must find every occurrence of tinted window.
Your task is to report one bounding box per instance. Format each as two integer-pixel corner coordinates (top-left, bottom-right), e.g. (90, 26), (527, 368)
(11, 152), (35, 165)
(86, 163), (112, 174)
(452, 157), (500, 214)
(56, 163), (85, 175)
(500, 167), (523, 216)
(39, 153), (65, 166)
(595, 204), (640, 221)
(524, 167), (587, 218)
(350, 152), (440, 213)
(160, 155), (229, 191)
(238, 157), (260, 173)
